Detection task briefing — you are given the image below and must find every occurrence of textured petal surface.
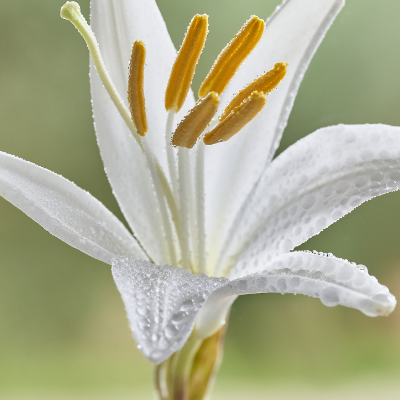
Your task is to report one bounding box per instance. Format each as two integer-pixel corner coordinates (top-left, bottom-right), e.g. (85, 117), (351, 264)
(196, 251), (396, 339)
(0, 151), (146, 264)
(222, 124), (400, 276)
(204, 0), (344, 269)
(112, 257), (227, 364)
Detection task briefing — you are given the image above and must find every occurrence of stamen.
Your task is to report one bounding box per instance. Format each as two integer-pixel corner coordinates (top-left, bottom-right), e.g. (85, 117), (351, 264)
(203, 91), (266, 145)
(198, 16), (265, 98)
(171, 92), (220, 149)
(165, 14), (208, 112)
(61, 2), (142, 147)
(220, 62), (287, 121)
(128, 41), (147, 136)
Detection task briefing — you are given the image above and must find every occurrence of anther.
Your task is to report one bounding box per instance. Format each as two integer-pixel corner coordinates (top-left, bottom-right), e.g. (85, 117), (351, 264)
(198, 16), (265, 98)
(220, 62), (287, 121)
(203, 91), (266, 145)
(128, 41), (147, 136)
(165, 14), (208, 112)
(172, 92), (220, 149)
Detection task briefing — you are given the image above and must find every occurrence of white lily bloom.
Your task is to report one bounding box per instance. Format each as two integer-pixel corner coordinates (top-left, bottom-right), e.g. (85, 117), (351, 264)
(0, 0), (398, 388)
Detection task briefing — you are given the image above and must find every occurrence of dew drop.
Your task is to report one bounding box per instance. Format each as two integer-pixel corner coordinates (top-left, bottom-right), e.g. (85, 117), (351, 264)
(277, 278), (287, 292)
(165, 324), (179, 339)
(370, 171), (384, 182)
(180, 299), (194, 311)
(389, 170), (400, 182)
(320, 287), (340, 307)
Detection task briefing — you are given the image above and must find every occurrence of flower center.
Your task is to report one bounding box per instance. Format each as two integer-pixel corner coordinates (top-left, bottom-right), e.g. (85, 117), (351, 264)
(61, 1), (288, 275)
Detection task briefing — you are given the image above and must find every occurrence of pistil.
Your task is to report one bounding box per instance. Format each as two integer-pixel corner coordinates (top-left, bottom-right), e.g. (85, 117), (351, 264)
(61, 2), (142, 147)
(61, 1), (179, 265)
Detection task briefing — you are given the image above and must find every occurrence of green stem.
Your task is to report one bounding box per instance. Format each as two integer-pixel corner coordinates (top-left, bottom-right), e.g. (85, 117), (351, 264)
(154, 325), (228, 400)
(169, 333), (202, 400)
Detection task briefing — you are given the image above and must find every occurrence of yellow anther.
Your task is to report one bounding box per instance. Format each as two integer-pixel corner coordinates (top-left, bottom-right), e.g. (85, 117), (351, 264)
(172, 92), (220, 149)
(220, 62), (287, 121)
(128, 41), (147, 136)
(203, 91), (266, 145)
(198, 16), (265, 98)
(165, 14), (208, 112)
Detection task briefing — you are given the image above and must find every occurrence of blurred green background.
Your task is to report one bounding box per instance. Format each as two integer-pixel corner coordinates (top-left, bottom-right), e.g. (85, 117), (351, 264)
(1, 0), (400, 398)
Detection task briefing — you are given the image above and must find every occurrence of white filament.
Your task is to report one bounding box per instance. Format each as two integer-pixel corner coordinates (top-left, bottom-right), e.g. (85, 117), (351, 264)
(195, 142), (207, 273)
(178, 147), (192, 270)
(165, 111), (180, 204)
(142, 136), (177, 265)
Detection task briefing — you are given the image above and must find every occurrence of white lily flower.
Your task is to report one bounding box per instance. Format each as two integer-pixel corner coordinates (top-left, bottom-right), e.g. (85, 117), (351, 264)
(1, 0), (398, 398)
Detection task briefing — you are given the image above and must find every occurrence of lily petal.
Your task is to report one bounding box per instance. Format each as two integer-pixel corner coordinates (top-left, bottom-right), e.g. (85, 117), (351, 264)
(90, 0), (195, 173)
(0, 151), (146, 264)
(112, 257), (227, 364)
(113, 252), (395, 362)
(222, 124), (400, 275)
(196, 251), (396, 339)
(91, 75), (168, 263)
(204, 0), (344, 268)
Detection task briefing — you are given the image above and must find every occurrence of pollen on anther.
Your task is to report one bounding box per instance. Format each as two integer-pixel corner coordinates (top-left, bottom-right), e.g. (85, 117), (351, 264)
(165, 14), (208, 112)
(198, 15), (265, 98)
(172, 92), (220, 149)
(220, 62), (287, 121)
(204, 91), (266, 145)
(128, 41), (147, 136)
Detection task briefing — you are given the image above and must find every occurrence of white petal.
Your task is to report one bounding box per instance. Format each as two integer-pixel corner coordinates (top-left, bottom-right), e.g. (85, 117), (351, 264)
(224, 124), (400, 275)
(111, 257), (227, 364)
(196, 251), (396, 339)
(0, 152), (146, 264)
(91, 76), (167, 263)
(203, 0), (344, 269)
(90, 0), (195, 173)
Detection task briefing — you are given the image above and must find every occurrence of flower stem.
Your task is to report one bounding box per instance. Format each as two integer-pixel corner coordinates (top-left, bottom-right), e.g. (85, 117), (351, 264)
(154, 325), (228, 400)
